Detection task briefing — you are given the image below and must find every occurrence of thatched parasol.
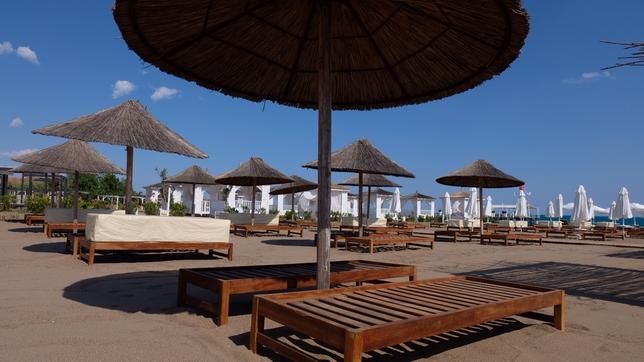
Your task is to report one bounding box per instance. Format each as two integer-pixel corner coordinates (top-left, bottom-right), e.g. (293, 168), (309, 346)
(163, 165), (219, 216)
(305, 139), (413, 236)
(216, 157), (292, 224)
(32, 99), (207, 214)
(113, 0), (529, 289)
(436, 159), (524, 239)
(10, 163), (71, 207)
(12, 140), (125, 225)
(269, 175), (317, 221)
(402, 191), (435, 201)
(339, 173), (400, 222)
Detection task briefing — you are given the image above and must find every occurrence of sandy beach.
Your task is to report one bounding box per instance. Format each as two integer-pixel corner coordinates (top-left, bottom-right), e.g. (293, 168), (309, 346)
(1, 221), (643, 361)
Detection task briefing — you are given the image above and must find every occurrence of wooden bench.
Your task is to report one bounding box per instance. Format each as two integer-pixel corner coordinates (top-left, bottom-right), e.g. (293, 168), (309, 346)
(583, 231), (625, 241)
(434, 229), (475, 242)
(364, 226), (414, 236)
(429, 222), (446, 228)
(233, 224), (303, 238)
(77, 236), (233, 265)
(178, 260), (416, 325)
(481, 233), (543, 246)
(546, 229), (580, 239)
(250, 276), (565, 362)
(46, 222), (86, 238)
(345, 235), (434, 253)
(314, 230), (358, 248)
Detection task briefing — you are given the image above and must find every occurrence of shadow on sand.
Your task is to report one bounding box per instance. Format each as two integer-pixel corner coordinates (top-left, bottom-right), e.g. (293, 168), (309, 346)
(230, 318), (529, 361)
(605, 250), (644, 260)
(63, 270), (251, 319)
(465, 261), (644, 307)
(260, 238), (314, 247)
(8, 227), (43, 233)
(23, 241), (68, 254)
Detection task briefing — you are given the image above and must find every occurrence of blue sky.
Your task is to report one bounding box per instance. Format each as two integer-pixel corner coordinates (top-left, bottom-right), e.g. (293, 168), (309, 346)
(1, 0), (643, 211)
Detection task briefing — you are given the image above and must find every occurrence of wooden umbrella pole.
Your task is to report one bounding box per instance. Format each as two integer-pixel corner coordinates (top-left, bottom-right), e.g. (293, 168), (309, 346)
(191, 183), (196, 216)
(366, 185), (372, 226)
(73, 171), (79, 234)
(316, 0), (332, 290)
(125, 145), (134, 214)
(291, 192), (295, 221)
(358, 172), (363, 237)
(44, 173), (49, 201)
(51, 173), (56, 207)
(479, 187), (484, 242)
(251, 180), (256, 225)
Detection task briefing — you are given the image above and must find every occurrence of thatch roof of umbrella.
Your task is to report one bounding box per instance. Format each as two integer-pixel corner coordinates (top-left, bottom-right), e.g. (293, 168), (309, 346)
(11, 140), (125, 174)
(269, 176), (316, 196)
(164, 165), (218, 185)
(32, 100), (207, 158)
(361, 188), (394, 197)
(402, 192), (435, 200)
(113, 1), (529, 111)
(303, 139), (414, 178)
(436, 160), (524, 189)
(10, 163), (72, 174)
(339, 174), (401, 188)
(216, 157), (293, 186)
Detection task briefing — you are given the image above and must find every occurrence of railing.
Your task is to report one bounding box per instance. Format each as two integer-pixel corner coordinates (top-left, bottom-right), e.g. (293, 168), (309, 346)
(235, 199), (262, 211)
(419, 209), (434, 216)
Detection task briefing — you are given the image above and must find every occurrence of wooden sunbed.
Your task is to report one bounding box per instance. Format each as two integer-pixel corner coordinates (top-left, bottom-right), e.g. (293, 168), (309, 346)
(481, 233), (543, 246)
(233, 224), (303, 238)
(46, 222), (86, 238)
(178, 260), (416, 325)
(250, 276), (565, 361)
(429, 222), (446, 228)
(546, 229), (581, 239)
(314, 230), (358, 248)
(582, 231), (625, 241)
(76, 236), (233, 265)
(364, 226), (414, 236)
(25, 214), (45, 226)
(434, 229), (476, 242)
(345, 235), (434, 253)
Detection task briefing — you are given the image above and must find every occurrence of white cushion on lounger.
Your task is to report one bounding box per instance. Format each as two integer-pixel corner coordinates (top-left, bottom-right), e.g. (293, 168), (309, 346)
(86, 214), (230, 243)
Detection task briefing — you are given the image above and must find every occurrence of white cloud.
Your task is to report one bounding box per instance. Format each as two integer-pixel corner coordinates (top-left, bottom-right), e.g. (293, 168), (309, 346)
(0, 41), (13, 54)
(151, 86), (179, 101)
(112, 80), (136, 99)
(0, 148), (39, 159)
(16, 46), (39, 64)
(563, 70), (612, 84)
(9, 117), (23, 128)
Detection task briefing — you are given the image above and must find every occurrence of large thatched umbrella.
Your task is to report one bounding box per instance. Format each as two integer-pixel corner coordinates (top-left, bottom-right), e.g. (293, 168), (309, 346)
(12, 140), (125, 225)
(32, 100), (207, 214)
(113, 1), (529, 289)
(436, 160), (524, 240)
(10, 163), (71, 207)
(216, 157), (292, 224)
(339, 173), (401, 222)
(304, 139), (413, 236)
(163, 165), (219, 216)
(269, 176), (317, 221)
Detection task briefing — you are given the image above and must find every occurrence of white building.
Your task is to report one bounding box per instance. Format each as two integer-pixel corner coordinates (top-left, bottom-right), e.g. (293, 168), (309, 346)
(401, 192), (435, 218)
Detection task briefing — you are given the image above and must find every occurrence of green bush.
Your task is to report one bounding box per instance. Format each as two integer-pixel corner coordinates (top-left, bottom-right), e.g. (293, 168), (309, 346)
(84, 199), (111, 209)
(269, 209), (279, 215)
(0, 195), (16, 211)
(224, 206), (238, 214)
(331, 211), (342, 222)
(303, 211), (313, 220)
(384, 213), (394, 223)
(143, 201), (160, 216)
(25, 196), (50, 214)
(417, 215), (425, 222)
(170, 202), (187, 216)
(406, 215), (416, 222)
(284, 210), (298, 220)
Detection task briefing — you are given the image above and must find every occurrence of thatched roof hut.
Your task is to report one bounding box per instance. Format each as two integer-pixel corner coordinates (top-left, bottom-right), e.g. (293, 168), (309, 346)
(164, 165), (218, 185)
(216, 157), (292, 187)
(339, 174), (401, 188)
(402, 192), (435, 201)
(269, 176), (316, 196)
(11, 140), (124, 175)
(303, 139), (413, 178)
(10, 163), (71, 174)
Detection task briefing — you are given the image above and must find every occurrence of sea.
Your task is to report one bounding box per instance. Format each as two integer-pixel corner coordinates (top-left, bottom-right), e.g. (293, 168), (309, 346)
(536, 215), (644, 226)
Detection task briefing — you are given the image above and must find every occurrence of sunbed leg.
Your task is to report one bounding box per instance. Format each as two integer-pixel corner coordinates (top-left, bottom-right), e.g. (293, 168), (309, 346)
(250, 297), (265, 353)
(88, 243), (95, 265)
(216, 281), (230, 326)
(554, 292), (566, 331)
(227, 244), (233, 261)
(369, 241), (374, 254)
(344, 331), (363, 362)
(72, 235), (79, 257)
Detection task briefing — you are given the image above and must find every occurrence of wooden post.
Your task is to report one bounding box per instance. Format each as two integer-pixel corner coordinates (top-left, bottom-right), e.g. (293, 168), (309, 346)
(366, 185), (371, 224)
(251, 180), (256, 225)
(291, 192), (296, 221)
(316, 0), (332, 290)
(28, 174), (33, 197)
(479, 187), (484, 241)
(44, 173), (49, 199)
(51, 173), (56, 207)
(358, 173), (363, 237)
(125, 145), (134, 214)
(191, 183), (196, 216)
(73, 171), (79, 234)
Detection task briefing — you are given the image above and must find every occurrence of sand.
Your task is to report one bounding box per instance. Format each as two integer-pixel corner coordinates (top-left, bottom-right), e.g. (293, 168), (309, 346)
(0, 221), (643, 361)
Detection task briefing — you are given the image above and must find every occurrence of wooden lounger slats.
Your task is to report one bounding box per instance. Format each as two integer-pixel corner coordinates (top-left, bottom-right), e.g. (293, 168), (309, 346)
(233, 224), (303, 237)
(345, 235), (434, 253)
(47, 222), (86, 238)
(179, 260), (416, 325)
(251, 276), (565, 361)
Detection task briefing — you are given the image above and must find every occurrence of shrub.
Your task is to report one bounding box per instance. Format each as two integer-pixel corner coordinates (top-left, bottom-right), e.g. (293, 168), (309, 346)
(0, 195), (15, 211)
(85, 199), (111, 209)
(223, 206), (238, 214)
(331, 211), (342, 222)
(143, 201), (160, 216)
(169, 202), (187, 216)
(417, 215), (425, 222)
(242, 206), (250, 213)
(25, 196), (50, 214)
(284, 210), (298, 220)
(303, 211), (313, 220)
(269, 209), (279, 215)
(406, 215), (416, 222)
(384, 213), (394, 223)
